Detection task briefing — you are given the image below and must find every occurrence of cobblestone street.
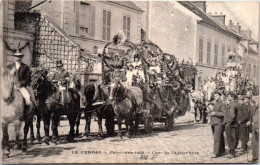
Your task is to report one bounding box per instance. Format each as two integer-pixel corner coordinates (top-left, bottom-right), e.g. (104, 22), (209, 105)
(2, 112), (253, 164)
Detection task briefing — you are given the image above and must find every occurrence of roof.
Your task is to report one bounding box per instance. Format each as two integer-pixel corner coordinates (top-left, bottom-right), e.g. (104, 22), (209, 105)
(239, 43), (258, 55)
(108, 1), (144, 12)
(178, 1), (242, 39)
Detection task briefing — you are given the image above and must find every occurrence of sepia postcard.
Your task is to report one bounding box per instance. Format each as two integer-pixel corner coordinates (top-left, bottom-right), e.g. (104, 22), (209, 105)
(0, 0), (259, 164)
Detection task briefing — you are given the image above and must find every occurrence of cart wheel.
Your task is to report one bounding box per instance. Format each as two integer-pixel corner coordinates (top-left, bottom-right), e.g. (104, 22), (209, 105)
(144, 116), (153, 134)
(165, 116), (174, 131)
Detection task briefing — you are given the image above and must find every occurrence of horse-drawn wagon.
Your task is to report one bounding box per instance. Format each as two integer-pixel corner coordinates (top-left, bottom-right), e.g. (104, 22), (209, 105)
(102, 33), (196, 135)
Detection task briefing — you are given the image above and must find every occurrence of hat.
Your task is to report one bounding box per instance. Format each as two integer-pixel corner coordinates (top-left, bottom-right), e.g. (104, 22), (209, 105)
(14, 49), (24, 57)
(243, 95), (251, 99)
(227, 91), (237, 99)
(208, 101), (214, 106)
(56, 60), (63, 67)
(238, 95), (244, 100)
(214, 91), (222, 96)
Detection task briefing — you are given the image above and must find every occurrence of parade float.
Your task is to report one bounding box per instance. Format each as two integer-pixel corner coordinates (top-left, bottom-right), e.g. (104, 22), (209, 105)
(101, 32), (197, 133)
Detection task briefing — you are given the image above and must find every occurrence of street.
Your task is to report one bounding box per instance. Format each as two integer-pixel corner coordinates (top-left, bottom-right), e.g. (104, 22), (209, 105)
(2, 112), (253, 164)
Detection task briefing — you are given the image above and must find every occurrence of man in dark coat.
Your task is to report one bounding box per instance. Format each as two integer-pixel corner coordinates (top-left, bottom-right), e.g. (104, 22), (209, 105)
(6, 49), (35, 106)
(223, 91), (239, 158)
(236, 95), (250, 152)
(251, 102), (259, 163)
(210, 91), (226, 158)
(53, 60), (69, 81)
(52, 60), (70, 105)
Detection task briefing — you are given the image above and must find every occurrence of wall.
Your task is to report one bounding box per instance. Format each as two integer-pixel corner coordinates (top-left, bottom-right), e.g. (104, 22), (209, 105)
(135, 1), (199, 61)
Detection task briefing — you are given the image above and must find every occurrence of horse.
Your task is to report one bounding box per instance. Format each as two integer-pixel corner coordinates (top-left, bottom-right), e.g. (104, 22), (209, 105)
(108, 81), (142, 138)
(32, 71), (79, 145)
(77, 83), (115, 137)
(1, 70), (35, 158)
(189, 90), (207, 123)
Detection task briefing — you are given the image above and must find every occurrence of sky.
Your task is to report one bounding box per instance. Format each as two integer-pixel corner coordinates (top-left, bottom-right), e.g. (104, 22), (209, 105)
(206, 1), (259, 41)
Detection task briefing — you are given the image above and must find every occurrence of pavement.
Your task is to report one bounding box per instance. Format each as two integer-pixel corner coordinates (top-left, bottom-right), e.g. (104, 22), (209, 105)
(1, 111), (254, 164)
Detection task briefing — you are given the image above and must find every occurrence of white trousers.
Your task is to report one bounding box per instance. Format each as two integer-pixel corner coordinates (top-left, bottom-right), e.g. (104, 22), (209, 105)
(19, 87), (31, 105)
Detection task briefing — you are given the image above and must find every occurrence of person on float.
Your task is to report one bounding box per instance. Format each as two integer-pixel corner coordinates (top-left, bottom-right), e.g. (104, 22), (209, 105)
(203, 77), (216, 101)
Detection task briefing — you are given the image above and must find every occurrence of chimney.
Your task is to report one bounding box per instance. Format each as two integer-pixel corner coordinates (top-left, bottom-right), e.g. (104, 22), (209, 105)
(229, 20), (241, 34)
(241, 28), (252, 39)
(192, 1), (206, 13)
(212, 12), (226, 25)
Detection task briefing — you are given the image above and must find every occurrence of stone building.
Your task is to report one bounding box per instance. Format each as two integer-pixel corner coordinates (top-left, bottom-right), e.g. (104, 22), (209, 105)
(2, 1), (35, 67)
(32, 0), (143, 52)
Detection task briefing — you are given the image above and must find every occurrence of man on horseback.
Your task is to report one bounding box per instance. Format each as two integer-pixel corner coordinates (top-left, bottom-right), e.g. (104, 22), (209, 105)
(52, 60), (70, 105)
(7, 49), (36, 107)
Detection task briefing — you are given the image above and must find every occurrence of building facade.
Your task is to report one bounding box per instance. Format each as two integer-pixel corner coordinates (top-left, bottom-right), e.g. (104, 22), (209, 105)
(32, 0), (143, 53)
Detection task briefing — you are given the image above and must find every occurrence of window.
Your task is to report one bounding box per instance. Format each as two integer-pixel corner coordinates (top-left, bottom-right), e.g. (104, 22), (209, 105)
(79, 2), (91, 36)
(214, 43), (218, 66)
(199, 38), (203, 63)
(102, 10), (111, 41)
(221, 45), (225, 67)
(123, 15), (130, 39)
(207, 40), (211, 64)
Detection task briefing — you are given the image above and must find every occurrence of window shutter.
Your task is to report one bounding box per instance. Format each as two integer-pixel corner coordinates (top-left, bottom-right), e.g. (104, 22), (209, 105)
(102, 10), (107, 40)
(107, 11), (111, 41)
(90, 6), (95, 38)
(123, 16), (126, 33)
(127, 17), (130, 38)
(75, 1), (80, 35)
(80, 4), (86, 27)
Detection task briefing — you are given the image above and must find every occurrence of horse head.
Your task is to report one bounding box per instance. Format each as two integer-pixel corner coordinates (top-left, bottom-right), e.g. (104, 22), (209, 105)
(2, 70), (15, 102)
(108, 80), (125, 102)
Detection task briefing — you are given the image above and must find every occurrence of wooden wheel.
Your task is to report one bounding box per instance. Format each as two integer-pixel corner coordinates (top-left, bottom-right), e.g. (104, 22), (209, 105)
(165, 115), (174, 131)
(144, 116), (153, 134)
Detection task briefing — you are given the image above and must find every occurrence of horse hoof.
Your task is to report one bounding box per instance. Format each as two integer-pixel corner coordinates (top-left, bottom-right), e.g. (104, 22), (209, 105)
(41, 142), (49, 146)
(14, 144), (21, 150)
(3, 153), (10, 158)
(22, 147), (27, 153)
(52, 140), (60, 145)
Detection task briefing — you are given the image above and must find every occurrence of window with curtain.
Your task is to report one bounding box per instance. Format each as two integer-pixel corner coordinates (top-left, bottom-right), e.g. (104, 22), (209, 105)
(79, 2), (90, 36)
(123, 15), (130, 39)
(207, 40), (211, 64)
(199, 38), (203, 63)
(102, 10), (111, 41)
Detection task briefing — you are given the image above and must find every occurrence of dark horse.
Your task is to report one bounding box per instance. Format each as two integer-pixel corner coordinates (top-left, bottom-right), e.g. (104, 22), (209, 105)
(32, 70), (80, 144)
(109, 81), (142, 138)
(75, 84), (114, 137)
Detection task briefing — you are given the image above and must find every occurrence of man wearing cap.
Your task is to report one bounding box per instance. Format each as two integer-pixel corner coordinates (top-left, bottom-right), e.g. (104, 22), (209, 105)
(236, 95), (250, 152)
(7, 49), (35, 106)
(223, 91), (239, 158)
(210, 91), (226, 158)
